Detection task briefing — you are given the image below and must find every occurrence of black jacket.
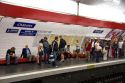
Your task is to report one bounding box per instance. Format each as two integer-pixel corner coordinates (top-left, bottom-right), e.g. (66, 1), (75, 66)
(21, 48), (31, 58)
(6, 49), (15, 56)
(43, 40), (49, 49)
(52, 40), (58, 51)
(59, 38), (66, 49)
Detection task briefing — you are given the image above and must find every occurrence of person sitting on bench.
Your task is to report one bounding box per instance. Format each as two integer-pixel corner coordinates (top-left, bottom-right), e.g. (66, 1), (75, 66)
(64, 45), (72, 58)
(21, 45), (35, 62)
(6, 47), (18, 65)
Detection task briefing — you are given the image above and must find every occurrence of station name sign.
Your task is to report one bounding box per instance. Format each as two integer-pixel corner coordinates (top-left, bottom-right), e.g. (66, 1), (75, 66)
(93, 30), (104, 34)
(13, 22), (36, 28)
(6, 28), (19, 33)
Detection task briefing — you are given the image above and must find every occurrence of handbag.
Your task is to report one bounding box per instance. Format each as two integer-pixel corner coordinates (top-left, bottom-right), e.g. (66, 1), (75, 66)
(49, 52), (55, 62)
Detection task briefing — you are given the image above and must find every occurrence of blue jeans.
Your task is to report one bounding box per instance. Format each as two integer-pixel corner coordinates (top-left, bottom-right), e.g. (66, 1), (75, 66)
(52, 51), (58, 66)
(43, 48), (49, 63)
(53, 51), (58, 60)
(6, 55), (18, 64)
(95, 51), (101, 62)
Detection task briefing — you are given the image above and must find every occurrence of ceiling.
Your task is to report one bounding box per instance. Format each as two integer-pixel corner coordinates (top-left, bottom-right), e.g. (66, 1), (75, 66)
(73, 0), (125, 12)
(1, 0), (125, 23)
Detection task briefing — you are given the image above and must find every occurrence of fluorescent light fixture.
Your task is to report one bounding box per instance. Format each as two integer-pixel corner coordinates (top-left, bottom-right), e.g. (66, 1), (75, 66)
(104, 0), (121, 5)
(113, 0), (121, 5)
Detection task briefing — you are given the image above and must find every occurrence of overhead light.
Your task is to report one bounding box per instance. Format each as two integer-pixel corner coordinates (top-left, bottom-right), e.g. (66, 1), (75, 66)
(104, 0), (120, 4)
(113, 0), (121, 5)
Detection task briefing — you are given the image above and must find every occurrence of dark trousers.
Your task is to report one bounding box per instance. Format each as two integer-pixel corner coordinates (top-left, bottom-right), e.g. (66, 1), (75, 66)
(95, 51), (101, 62)
(114, 49), (118, 58)
(38, 52), (43, 65)
(43, 48), (49, 63)
(52, 51), (58, 66)
(91, 47), (95, 61)
(119, 49), (123, 58)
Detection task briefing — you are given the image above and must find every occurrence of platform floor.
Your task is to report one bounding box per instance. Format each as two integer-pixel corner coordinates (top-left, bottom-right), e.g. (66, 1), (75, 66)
(0, 58), (87, 76)
(0, 58), (125, 83)
(0, 58), (121, 77)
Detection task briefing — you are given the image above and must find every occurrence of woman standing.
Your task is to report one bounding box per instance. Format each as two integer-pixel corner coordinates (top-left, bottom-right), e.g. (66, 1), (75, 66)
(37, 43), (43, 66)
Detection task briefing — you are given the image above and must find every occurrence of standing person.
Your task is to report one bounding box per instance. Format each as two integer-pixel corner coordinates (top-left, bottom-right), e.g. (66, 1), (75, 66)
(112, 41), (118, 58)
(75, 40), (80, 54)
(85, 39), (92, 61)
(91, 39), (95, 60)
(51, 36), (59, 67)
(95, 40), (102, 62)
(118, 39), (124, 58)
(37, 43), (43, 66)
(6, 47), (18, 65)
(102, 42), (108, 61)
(59, 36), (67, 62)
(42, 37), (50, 64)
(123, 40), (125, 57)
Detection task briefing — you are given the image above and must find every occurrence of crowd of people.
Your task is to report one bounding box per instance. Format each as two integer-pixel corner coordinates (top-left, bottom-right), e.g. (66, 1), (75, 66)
(5, 36), (125, 67)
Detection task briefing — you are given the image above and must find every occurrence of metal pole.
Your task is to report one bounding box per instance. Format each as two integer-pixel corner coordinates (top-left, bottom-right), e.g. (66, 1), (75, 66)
(77, 1), (80, 16)
(0, 16), (4, 22)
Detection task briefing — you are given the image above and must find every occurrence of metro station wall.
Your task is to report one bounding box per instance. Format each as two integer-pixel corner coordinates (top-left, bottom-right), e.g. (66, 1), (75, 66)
(0, 17), (111, 58)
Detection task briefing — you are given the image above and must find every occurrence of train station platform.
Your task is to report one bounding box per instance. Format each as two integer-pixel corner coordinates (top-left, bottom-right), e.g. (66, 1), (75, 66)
(0, 59), (125, 83)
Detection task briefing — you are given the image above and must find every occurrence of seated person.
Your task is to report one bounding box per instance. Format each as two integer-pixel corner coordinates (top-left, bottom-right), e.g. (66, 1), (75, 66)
(64, 45), (72, 58)
(6, 47), (18, 65)
(21, 45), (35, 61)
(75, 40), (80, 54)
(72, 50), (78, 58)
(78, 51), (86, 58)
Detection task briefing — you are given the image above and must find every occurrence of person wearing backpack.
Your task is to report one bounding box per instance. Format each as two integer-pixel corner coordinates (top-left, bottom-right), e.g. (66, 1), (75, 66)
(43, 37), (50, 64)
(51, 36), (59, 67)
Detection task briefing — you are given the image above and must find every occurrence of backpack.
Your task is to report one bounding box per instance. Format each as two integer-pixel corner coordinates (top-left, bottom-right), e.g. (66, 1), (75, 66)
(43, 41), (49, 49)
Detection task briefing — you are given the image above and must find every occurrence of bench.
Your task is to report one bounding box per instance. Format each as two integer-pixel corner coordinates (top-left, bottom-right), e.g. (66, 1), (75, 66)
(0, 56), (50, 65)
(0, 58), (30, 65)
(0, 53), (86, 65)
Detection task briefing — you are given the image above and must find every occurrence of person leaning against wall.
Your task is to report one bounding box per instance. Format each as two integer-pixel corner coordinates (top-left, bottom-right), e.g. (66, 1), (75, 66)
(6, 47), (18, 65)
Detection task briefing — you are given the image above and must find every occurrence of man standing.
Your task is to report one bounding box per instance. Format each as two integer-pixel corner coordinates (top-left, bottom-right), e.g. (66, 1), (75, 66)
(51, 36), (59, 67)
(59, 36), (67, 62)
(112, 41), (118, 58)
(6, 47), (18, 65)
(42, 37), (50, 64)
(118, 39), (124, 58)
